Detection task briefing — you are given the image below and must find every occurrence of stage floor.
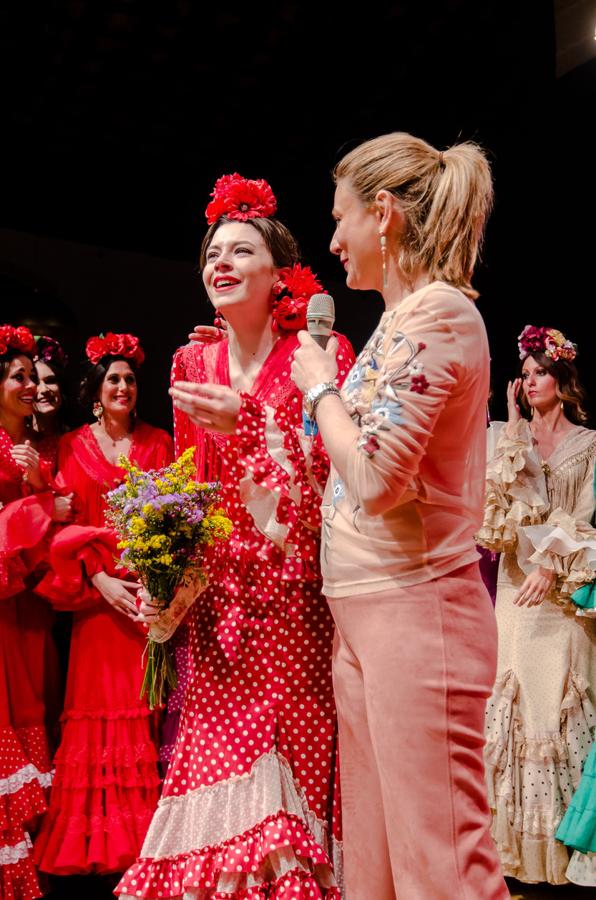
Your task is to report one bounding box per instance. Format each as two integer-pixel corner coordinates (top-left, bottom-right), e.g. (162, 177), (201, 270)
(508, 879), (593, 898)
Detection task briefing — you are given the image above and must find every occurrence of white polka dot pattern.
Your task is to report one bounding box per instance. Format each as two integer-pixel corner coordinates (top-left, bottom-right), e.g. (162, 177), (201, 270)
(116, 337), (356, 898)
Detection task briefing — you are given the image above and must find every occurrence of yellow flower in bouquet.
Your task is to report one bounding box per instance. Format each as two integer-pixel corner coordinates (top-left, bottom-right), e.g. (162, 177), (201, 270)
(106, 447), (233, 707)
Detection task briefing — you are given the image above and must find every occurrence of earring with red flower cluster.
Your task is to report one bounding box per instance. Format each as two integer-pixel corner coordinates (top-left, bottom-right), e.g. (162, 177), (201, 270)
(270, 264), (326, 333)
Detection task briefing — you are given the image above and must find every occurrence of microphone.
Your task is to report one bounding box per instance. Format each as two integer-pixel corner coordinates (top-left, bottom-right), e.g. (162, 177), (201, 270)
(306, 293), (335, 348)
(302, 294), (336, 437)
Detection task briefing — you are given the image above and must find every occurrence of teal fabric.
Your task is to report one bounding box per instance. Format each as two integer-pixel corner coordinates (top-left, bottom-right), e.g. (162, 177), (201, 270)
(570, 460), (596, 611)
(556, 742), (596, 852)
(572, 581), (596, 611)
(556, 462), (596, 852)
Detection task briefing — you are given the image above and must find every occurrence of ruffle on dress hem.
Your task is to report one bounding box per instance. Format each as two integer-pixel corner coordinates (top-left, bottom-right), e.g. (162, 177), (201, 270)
(557, 799), (596, 853)
(476, 420), (548, 553)
(0, 839), (42, 900)
(0, 769), (49, 834)
(117, 812), (339, 899)
(556, 744), (596, 853)
(0, 727), (51, 833)
(51, 716), (160, 790)
(484, 668), (596, 884)
(33, 792), (158, 876)
(566, 849), (596, 886)
(33, 712), (160, 875)
(0, 831), (32, 867)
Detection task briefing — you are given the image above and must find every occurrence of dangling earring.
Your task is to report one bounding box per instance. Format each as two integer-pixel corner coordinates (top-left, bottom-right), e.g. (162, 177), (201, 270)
(380, 232), (388, 289)
(93, 401), (103, 420)
(530, 406), (535, 418)
(130, 408), (137, 426)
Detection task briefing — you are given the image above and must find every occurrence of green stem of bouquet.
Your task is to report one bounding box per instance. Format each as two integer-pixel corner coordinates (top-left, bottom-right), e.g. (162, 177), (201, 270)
(138, 570), (182, 709)
(140, 639), (177, 710)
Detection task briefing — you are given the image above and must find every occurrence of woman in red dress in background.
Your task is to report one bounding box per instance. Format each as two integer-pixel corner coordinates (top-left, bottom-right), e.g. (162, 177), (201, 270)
(0, 324), (72, 900)
(33, 333), (173, 878)
(117, 175), (354, 900)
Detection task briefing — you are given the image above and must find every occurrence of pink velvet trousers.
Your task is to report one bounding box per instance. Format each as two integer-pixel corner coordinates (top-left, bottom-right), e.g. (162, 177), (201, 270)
(327, 563), (508, 900)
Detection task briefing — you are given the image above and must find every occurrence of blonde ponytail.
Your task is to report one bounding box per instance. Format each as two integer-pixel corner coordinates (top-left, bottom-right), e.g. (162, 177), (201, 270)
(334, 133), (493, 300)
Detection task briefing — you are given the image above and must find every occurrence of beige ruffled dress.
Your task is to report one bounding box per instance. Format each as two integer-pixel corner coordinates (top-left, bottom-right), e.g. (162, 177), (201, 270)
(478, 419), (596, 884)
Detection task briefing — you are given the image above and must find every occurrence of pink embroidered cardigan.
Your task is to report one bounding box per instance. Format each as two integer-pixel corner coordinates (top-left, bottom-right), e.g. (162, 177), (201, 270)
(321, 281), (490, 598)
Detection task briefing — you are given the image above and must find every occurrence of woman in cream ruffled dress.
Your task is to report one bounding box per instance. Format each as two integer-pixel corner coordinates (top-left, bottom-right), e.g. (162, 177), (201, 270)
(478, 324), (596, 885)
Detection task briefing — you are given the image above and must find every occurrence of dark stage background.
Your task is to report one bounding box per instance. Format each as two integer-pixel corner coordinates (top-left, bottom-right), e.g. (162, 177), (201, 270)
(1, 2), (594, 429)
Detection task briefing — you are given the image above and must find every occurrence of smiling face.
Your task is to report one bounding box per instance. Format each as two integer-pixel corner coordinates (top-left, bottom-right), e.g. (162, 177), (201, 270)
(330, 178), (383, 291)
(521, 355), (559, 412)
(202, 221), (279, 319)
(34, 360), (63, 417)
(0, 354), (39, 421)
(97, 360), (138, 418)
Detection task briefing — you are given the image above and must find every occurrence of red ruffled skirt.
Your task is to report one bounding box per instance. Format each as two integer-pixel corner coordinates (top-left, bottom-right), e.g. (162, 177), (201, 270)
(1, 594), (55, 900)
(116, 585), (343, 899)
(33, 605), (161, 875)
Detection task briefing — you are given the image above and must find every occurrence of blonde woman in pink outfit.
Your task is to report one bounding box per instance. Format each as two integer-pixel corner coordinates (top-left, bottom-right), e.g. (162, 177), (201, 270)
(291, 133), (509, 900)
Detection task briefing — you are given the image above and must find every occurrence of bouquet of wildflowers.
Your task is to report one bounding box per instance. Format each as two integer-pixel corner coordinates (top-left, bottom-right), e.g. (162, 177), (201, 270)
(106, 447), (233, 707)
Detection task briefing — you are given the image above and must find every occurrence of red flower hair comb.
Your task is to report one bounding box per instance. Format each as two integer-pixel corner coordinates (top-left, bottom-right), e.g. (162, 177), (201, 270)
(85, 332), (145, 366)
(205, 173), (277, 225)
(0, 324), (37, 357)
(271, 265), (325, 333)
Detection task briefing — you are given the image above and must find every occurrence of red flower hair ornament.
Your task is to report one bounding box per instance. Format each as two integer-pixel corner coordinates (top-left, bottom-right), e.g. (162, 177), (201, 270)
(518, 324), (577, 363)
(271, 265), (325, 333)
(205, 173), (277, 225)
(85, 332), (145, 366)
(0, 324), (37, 357)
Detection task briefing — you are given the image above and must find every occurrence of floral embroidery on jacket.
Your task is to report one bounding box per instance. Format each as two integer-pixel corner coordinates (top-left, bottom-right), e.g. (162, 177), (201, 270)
(343, 322), (428, 459)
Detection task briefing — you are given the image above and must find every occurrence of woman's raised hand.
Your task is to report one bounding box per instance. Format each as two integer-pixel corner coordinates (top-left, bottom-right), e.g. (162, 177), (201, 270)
(170, 381), (241, 434)
(506, 378), (522, 424)
(188, 322), (227, 344)
(52, 493), (74, 522)
(91, 571), (140, 619)
(11, 440), (44, 489)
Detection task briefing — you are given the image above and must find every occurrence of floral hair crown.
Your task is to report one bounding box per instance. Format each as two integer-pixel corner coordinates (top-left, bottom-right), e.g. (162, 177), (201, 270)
(517, 325), (577, 363)
(0, 324), (37, 357)
(85, 332), (145, 366)
(271, 265), (325, 333)
(205, 173), (277, 225)
(35, 335), (68, 369)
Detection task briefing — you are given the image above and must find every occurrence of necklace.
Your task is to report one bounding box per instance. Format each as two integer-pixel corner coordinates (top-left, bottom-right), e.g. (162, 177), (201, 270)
(97, 421), (131, 448)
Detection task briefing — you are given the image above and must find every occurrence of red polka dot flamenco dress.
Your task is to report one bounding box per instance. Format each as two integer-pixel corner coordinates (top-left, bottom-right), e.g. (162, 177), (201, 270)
(117, 333), (354, 899)
(0, 429), (60, 900)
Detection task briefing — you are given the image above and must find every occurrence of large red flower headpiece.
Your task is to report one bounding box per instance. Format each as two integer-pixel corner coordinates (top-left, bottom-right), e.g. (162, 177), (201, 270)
(517, 324), (577, 363)
(85, 332), (145, 366)
(0, 324), (37, 357)
(205, 173), (277, 225)
(271, 265), (325, 333)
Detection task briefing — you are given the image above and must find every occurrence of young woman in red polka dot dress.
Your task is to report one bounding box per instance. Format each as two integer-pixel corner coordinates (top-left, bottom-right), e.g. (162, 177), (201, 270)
(0, 325), (72, 900)
(116, 176), (354, 900)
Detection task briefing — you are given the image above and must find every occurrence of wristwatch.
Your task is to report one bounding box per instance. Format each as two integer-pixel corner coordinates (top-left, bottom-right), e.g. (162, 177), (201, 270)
(303, 381), (341, 420)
